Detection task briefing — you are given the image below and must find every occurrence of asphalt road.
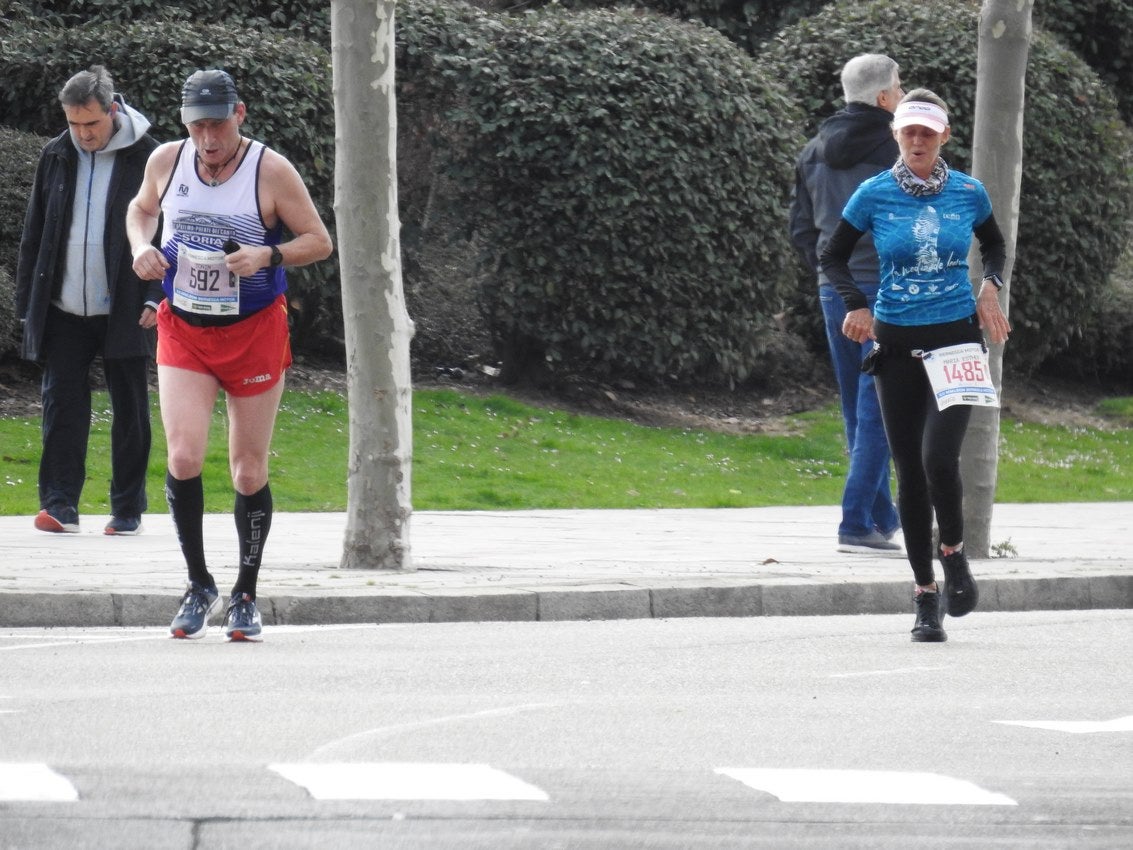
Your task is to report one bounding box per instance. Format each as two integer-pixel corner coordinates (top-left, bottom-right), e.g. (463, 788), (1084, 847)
(2, 611), (1131, 848)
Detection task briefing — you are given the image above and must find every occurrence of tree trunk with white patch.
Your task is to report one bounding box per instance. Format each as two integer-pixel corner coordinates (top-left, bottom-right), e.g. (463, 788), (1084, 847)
(961, 0), (1032, 557)
(332, 0), (415, 570)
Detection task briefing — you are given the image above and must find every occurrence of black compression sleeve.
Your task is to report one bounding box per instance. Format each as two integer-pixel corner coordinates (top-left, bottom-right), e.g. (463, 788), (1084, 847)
(974, 212), (1007, 282)
(819, 218), (869, 311)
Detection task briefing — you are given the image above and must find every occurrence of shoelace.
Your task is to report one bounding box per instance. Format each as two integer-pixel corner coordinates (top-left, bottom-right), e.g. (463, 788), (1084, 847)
(181, 587), (214, 613)
(228, 596), (256, 622)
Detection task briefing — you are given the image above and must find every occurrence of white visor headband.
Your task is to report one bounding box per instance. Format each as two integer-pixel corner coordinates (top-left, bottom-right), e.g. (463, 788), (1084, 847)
(893, 101), (949, 133)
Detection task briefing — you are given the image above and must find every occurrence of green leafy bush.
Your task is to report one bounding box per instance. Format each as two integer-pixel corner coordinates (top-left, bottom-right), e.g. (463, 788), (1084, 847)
(1033, 0), (1133, 124)
(400, 1), (806, 386)
(0, 128), (50, 357)
(761, 0), (1133, 372)
(0, 128), (46, 278)
(499, 0), (828, 54)
(12, 0), (330, 44)
(0, 266), (20, 359)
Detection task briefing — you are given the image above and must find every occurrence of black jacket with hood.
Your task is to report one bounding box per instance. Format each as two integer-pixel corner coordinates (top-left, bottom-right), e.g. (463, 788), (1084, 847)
(788, 103), (898, 288)
(15, 94), (161, 363)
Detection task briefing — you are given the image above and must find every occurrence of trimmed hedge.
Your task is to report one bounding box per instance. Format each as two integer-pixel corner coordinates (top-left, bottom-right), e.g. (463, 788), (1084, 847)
(0, 18), (341, 355)
(761, 0), (1133, 372)
(7, 0), (331, 45)
(1033, 0), (1133, 125)
(399, 2), (806, 386)
(0, 128), (51, 357)
(499, 0), (827, 54)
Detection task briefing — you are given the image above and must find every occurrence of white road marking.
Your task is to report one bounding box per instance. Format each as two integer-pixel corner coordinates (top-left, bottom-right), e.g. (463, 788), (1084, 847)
(994, 715), (1133, 734)
(716, 768), (1017, 806)
(255, 624), (394, 635)
(0, 763), (79, 802)
(829, 666), (950, 679)
(0, 636), (159, 652)
(309, 702), (557, 759)
(0, 623), (388, 652)
(270, 762), (549, 801)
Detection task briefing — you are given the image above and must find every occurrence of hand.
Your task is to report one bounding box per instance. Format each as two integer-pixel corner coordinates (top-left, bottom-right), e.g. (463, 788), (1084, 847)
(842, 307), (875, 344)
(224, 244), (274, 277)
(976, 282), (1012, 345)
(132, 245), (168, 281)
(138, 306), (157, 329)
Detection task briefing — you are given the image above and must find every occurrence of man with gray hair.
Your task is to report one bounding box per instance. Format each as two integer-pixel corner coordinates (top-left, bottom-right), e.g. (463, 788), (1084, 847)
(789, 54), (904, 554)
(16, 65), (160, 536)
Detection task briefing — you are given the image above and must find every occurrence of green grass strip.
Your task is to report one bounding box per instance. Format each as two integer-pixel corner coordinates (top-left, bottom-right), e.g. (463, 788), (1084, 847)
(0, 387), (1131, 516)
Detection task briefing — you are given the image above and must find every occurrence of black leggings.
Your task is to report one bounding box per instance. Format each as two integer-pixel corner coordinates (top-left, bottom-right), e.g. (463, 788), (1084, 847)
(872, 317), (981, 586)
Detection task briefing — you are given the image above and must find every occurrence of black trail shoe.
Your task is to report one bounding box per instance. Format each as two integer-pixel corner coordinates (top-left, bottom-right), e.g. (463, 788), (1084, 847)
(940, 547), (979, 617)
(911, 588), (947, 643)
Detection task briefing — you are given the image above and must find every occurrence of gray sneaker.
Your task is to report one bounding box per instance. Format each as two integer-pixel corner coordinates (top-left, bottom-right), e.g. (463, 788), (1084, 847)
(837, 530), (902, 554)
(170, 582), (220, 639)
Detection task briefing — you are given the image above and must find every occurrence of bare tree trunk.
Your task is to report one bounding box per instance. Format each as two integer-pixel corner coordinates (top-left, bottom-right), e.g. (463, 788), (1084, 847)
(961, 0), (1032, 556)
(332, 0), (415, 570)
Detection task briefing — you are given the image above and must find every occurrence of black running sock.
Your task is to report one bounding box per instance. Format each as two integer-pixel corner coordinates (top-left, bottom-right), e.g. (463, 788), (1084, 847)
(165, 471), (213, 590)
(232, 483), (272, 599)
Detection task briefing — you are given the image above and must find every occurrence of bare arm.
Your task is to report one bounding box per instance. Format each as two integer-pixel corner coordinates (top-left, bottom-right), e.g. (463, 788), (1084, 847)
(223, 148), (333, 278)
(126, 142), (179, 281)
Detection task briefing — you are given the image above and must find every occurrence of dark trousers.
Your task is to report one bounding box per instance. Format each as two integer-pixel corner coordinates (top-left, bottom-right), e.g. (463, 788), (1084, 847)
(39, 306), (151, 517)
(872, 315), (982, 586)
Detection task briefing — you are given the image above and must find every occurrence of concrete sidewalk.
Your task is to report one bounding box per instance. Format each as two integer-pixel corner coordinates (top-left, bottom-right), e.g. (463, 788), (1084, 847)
(0, 503), (1129, 628)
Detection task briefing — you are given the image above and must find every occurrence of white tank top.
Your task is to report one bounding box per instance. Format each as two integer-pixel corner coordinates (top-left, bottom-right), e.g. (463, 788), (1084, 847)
(158, 138), (284, 315)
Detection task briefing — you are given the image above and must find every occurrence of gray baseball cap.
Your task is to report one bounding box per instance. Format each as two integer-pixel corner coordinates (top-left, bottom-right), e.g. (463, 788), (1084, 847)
(180, 69), (239, 124)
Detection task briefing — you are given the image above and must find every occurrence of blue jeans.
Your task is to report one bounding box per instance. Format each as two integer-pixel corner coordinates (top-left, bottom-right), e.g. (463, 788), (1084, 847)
(819, 284), (899, 538)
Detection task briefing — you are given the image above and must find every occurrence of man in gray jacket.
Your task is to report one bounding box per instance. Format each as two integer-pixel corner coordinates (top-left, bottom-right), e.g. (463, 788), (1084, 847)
(16, 65), (160, 535)
(789, 54), (904, 554)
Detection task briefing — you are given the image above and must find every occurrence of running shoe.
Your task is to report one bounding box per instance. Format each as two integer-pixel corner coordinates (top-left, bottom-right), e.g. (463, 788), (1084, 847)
(836, 530), (901, 554)
(940, 546), (979, 617)
(224, 593), (263, 642)
(910, 587), (947, 643)
(34, 506), (80, 534)
(104, 516), (143, 536)
(170, 582), (220, 639)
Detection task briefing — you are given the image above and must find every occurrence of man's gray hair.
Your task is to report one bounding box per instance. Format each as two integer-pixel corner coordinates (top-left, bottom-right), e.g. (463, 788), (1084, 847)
(840, 54), (899, 105)
(59, 65), (114, 111)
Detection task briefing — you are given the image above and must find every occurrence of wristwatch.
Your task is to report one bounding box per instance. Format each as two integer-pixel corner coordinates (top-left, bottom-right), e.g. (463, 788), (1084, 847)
(983, 274), (1004, 290)
(269, 245), (284, 268)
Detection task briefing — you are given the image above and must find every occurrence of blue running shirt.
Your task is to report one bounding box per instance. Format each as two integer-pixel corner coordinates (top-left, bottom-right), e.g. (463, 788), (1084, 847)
(842, 169), (993, 326)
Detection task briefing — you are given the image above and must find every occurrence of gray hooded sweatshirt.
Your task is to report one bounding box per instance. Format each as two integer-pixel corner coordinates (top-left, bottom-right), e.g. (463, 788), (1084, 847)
(55, 96), (152, 316)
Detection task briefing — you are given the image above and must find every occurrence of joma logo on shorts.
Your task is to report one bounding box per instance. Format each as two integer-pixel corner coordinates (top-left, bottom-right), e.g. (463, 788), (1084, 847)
(243, 373), (273, 385)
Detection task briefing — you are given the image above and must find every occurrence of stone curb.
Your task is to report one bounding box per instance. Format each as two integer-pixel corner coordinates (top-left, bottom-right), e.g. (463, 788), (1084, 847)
(3, 573), (1130, 629)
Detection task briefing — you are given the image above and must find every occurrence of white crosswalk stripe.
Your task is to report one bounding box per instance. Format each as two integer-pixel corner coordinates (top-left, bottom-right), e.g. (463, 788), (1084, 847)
(0, 761), (1025, 806)
(716, 767), (1017, 806)
(269, 762), (550, 801)
(0, 763), (79, 802)
(993, 715), (1133, 734)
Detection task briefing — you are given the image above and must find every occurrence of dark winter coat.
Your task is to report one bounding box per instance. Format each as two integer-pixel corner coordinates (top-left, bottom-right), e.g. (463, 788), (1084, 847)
(15, 120), (161, 362)
(789, 103), (899, 287)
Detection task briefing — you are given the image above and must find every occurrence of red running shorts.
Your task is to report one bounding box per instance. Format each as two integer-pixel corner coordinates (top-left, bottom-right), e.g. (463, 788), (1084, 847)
(156, 294), (292, 397)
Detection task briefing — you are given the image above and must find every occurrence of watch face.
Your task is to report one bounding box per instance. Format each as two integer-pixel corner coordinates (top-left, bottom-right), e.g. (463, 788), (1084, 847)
(271, 246), (283, 267)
